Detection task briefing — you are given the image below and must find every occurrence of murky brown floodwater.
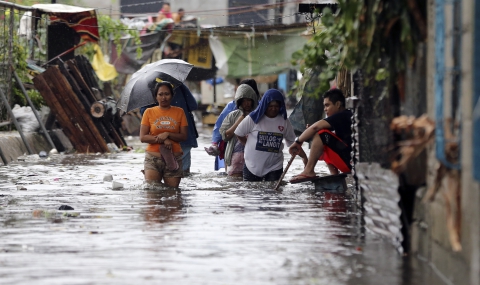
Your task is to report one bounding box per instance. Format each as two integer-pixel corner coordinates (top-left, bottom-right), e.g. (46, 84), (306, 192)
(0, 127), (445, 284)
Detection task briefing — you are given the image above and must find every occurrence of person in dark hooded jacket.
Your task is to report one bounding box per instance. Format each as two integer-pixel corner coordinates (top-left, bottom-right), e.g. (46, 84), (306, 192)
(219, 84), (258, 177)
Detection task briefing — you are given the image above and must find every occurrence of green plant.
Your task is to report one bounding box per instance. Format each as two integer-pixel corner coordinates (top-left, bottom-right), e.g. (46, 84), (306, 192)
(80, 15), (142, 62)
(292, 0), (425, 96)
(0, 8), (46, 110)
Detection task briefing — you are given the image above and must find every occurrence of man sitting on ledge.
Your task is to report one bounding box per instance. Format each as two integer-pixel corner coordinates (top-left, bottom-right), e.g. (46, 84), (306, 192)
(289, 88), (352, 183)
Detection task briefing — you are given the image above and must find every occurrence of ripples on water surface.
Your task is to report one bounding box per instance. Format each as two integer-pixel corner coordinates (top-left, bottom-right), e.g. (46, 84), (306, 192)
(0, 135), (443, 284)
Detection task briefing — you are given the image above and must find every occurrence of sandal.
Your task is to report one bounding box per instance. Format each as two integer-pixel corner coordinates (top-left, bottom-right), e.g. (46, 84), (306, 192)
(289, 174), (319, 184)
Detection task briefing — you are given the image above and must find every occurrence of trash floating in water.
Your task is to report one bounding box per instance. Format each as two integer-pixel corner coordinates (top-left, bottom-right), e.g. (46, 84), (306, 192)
(112, 181), (124, 190)
(39, 151), (48, 158)
(58, 205), (74, 210)
(103, 174), (113, 182)
(17, 186), (27, 191)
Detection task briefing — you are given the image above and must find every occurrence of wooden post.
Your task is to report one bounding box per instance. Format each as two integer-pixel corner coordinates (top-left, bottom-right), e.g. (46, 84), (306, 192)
(33, 74), (89, 153)
(46, 66), (109, 153)
(67, 59), (127, 148)
(55, 60), (114, 148)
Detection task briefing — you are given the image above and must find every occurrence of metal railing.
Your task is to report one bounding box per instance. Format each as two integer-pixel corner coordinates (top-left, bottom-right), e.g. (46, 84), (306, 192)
(0, 1), (46, 127)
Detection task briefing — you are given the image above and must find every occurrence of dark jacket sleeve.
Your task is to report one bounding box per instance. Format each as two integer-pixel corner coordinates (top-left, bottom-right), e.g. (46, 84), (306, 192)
(180, 85), (198, 112)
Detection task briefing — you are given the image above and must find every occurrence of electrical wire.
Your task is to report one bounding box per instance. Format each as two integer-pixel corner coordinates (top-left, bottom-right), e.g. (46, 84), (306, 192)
(0, 7), (306, 35)
(57, 0), (304, 16)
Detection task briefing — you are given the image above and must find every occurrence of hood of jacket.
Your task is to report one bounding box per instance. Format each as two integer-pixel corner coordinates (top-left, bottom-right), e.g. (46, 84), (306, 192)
(234, 84), (258, 110)
(248, 89), (287, 124)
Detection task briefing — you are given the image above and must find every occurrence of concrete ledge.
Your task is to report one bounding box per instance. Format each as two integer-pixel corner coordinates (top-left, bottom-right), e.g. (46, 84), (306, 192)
(0, 129), (72, 165)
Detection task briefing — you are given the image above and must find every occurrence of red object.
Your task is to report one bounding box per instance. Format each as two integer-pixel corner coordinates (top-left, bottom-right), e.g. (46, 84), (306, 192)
(218, 140), (227, 160)
(49, 11), (100, 42)
(317, 129), (351, 173)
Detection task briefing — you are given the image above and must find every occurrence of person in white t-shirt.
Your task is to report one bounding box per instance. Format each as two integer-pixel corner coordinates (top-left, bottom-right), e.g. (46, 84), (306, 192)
(235, 89), (307, 181)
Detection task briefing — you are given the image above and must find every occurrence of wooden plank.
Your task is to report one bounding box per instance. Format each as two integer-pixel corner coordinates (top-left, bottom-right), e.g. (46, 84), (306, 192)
(66, 59), (97, 104)
(33, 74), (88, 153)
(74, 55), (101, 92)
(66, 60), (121, 145)
(55, 61), (114, 149)
(47, 66), (109, 153)
(68, 59), (127, 148)
(42, 67), (99, 153)
(42, 67), (101, 153)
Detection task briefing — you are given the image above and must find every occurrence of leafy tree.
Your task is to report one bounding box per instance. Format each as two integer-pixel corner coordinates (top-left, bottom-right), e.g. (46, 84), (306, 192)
(293, 0), (425, 96)
(80, 15), (142, 62)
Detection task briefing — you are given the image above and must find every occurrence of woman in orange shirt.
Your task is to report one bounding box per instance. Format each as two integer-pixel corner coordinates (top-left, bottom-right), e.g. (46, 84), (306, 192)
(140, 81), (188, 187)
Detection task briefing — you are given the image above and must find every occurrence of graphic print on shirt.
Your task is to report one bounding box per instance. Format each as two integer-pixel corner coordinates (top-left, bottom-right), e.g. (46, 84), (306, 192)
(256, 131), (283, 153)
(153, 116), (178, 130)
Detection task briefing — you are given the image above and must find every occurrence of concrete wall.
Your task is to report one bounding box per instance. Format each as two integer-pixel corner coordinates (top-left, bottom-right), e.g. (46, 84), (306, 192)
(460, 0), (480, 283)
(0, 130), (72, 165)
(411, 0), (480, 284)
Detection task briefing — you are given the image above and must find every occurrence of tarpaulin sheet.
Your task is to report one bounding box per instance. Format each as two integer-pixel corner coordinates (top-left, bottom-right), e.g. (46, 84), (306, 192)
(33, 4), (100, 42)
(208, 28), (307, 77)
(289, 68), (324, 135)
(110, 32), (165, 74)
(91, 44), (118, 81)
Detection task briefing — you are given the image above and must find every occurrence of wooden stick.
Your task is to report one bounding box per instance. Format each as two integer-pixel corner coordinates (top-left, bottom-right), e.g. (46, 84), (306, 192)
(274, 154), (296, 191)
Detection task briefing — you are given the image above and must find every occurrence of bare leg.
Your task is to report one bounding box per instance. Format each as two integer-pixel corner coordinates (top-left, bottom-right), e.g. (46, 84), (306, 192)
(297, 134), (324, 177)
(145, 169), (163, 184)
(163, 177), (181, 188)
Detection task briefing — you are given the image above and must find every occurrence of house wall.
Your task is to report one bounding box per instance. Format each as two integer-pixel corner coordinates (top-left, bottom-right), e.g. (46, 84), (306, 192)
(461, 0), (480, 283)
(411, 0), (480, 284)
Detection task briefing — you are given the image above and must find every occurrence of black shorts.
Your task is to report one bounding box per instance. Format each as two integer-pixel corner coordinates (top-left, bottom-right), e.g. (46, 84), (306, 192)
(243, 164), (283, 182)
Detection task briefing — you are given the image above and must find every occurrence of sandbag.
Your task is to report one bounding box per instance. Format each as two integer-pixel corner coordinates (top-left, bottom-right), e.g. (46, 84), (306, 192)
(11, 104), (40, 132)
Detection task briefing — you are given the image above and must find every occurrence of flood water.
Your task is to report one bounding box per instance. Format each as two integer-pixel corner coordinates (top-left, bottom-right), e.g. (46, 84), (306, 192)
(0, 127), (445, 284)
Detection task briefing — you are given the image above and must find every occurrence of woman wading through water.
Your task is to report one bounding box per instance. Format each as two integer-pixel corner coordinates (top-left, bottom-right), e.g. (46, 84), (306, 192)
(140, 81), (188, 187)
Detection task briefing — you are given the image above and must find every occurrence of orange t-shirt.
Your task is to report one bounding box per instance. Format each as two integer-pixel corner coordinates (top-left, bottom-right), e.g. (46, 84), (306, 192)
(141, 106), (188, 153)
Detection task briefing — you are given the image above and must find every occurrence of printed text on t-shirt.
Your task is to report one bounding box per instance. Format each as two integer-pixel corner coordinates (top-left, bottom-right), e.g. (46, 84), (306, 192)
(256, 132), (283, 153)
(154, 116), (179, 130)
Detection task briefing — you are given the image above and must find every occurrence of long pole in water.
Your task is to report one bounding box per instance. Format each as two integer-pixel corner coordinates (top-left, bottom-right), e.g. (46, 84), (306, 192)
(11, 65), (56, 151)
(274, 154), (296, 191)
(0, 87), (34, 155)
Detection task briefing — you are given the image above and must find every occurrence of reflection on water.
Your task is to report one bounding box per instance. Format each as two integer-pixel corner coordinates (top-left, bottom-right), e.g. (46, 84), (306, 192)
(144, 189), (183, 224)
(0, 131), (444, 284)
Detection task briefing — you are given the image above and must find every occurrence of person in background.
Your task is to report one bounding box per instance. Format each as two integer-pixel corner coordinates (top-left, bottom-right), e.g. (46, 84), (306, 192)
(173, 8), (185, 24)
(288, 88), (352, 183)
(171, 84), (198, 175)
(157, 2), (172, 22)
(234, 89), (307, 182)
(205, 79), (260, 171)
(219, 84), (258, 177)
(140, 81), (187, 188)
(141, 83), (198, 175)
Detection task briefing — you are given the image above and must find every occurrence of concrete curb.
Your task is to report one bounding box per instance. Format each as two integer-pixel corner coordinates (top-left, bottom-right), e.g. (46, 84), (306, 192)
(0, 129), (72, 165)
